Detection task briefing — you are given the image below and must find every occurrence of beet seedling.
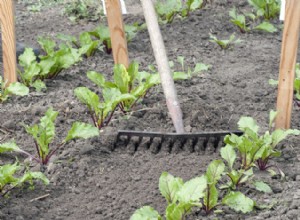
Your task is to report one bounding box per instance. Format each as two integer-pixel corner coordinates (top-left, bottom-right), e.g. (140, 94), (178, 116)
(57, 32), (102, 58)
(155, 0), (204, 24)
(0, 162), (49, 197)
(0, 108), (99, 166)
(248, 0), (280, 20)
(209, 33), (242, 50)
(224, 111), (300, 174)
(74, 86), (135, 129)
(220, 144), (254, 190)
(18, 37), (82, 91)
(0, 76), (29, 103)
(131, 172), (207, 220)
(87, 61), (160, 113)
(229, 7), (277, 33)
(168, 56), (210, 80)
(202, 160), (225, 214)
(88, 24), (142, 54)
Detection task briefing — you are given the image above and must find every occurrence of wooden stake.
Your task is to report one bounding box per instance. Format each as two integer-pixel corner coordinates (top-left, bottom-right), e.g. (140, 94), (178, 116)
(0, 0), (17, 85)
(275, 0), (300, 129)
(105, 0), (129, 68)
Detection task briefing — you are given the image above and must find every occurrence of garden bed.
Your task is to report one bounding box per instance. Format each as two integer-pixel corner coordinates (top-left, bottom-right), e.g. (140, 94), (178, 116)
(0, 0), (300, 219)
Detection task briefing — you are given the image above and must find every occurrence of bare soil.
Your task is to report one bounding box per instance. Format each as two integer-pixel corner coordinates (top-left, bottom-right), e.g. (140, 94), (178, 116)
(1, 0), (300, 219)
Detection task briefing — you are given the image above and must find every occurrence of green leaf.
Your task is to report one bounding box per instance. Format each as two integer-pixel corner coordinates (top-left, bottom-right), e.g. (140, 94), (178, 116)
(113, 64), (130, 93)
(165, 203), (187, 220)
(268, 79), (278, 85)
(206, 160), (225, 184)
(254, 22), (277, 33)
(130, 206), (162, 220)
(0, 141), (20, 153)
(193, 63), (210, 74)
(31, 80), (46, 92)
(271, 129), (300, 147)
(18, 48), (37, 68)
(173, 72), (188, 80)
(204, 184), (218, 212)
(6, 82), (29, 96)
(159, 172), (183, 204)
(65, 122), (99, 142)
(220, 144), (236, 170)
(177, 175), (207, 203)
(222, 191), (255, 213)
(38, 37), (56, 55)
(18, 171), (50, 186)
(254, 181), (272, 193)
(238, 116), (259, 133)
(269, 110), (277, 129)
(0, 163), (19, 190)
(74, 87), (100, 112)
(189, 0), (203, 10)
(87, 71), (106, 88)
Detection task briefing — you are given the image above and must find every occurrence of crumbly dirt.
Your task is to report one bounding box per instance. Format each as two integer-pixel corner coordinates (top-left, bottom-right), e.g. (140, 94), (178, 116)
(1, 0), (300, 219)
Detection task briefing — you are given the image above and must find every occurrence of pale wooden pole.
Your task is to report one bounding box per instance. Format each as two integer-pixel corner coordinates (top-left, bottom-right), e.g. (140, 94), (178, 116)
(275, 0), (300, 129)
(141, 0), (185, 133)
(105, 0), (129, 68)
(0, 0), (17, 86)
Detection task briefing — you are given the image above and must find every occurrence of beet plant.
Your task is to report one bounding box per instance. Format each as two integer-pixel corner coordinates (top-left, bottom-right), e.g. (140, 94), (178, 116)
(57, 32), (102, 58)
(74, 86), (135, 129)
(88, 24), (142, 54)
(131, 172), (207, 220)
(18, 37), (83, 91)
(202, 160), (225, 214)
(0, 76), (29, 103)
(209, 33), (242, 50)
(155, 0), (204, 24)
(0, 161), (49, 197)
(248, 0), (280, 20)
(0, 108), (99, 166)
(224, 111), (300, 173)
(229, 7), (277, 33)
(220, 144), (254, 189)
(169, 56), (210, 80)
(87, 61), (160, 113)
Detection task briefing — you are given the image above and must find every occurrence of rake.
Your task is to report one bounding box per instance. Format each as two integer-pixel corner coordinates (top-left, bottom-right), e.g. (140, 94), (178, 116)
(107, 0), (243, 153)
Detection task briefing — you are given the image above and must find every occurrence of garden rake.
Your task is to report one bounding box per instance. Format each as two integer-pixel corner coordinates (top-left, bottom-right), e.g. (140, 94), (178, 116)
(108, 0), (243, 153)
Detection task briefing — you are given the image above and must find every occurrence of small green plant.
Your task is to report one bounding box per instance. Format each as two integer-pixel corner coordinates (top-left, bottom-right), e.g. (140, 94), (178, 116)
(229, 7), (277, 33)
(18, 38), (82, 91)
(88, 24), (142, 54)
(74, 86), (135, 129)
(57, 32), (102, 58)
(131, 172), (207, 220)
(248, 0), (280, 20)
(0, 76), (29, 103)
(155, 0), (204, 23)
(220, 144), (254, 189)
(169, 56), (210, 80)
(202, 160), (225, 214)
(209, 33), (242, 49)
(0, 162), (49, 197)
(87, 61), (160, 112)
(224, 110), (300, 173)
(63, 0), (103, 22)
(0, 108), (99, 165)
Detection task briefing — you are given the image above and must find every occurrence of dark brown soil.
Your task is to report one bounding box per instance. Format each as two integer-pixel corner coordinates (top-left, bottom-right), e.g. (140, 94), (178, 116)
(1, 0), (300, 219)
